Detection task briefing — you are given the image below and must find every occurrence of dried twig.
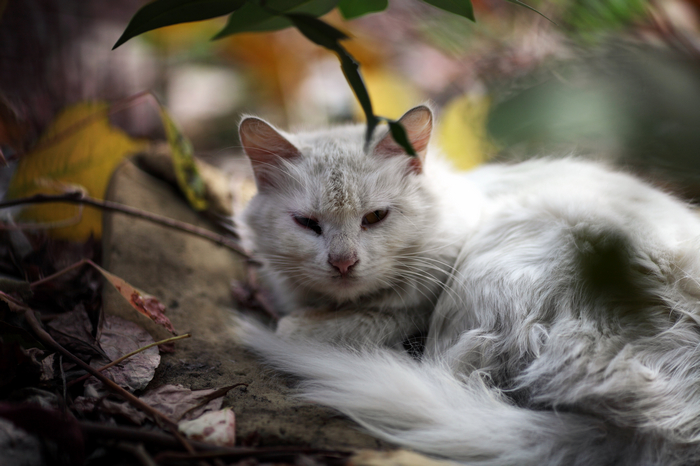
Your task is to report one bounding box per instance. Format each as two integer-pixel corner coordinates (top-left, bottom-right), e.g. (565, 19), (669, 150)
(154, 448), (351, 464)
(67, 334), (192, 388)
(176, 383), (248, 422)
(81, 421), (351, 460)
(22, 306), (197, 454)
(0, 192), (256, 261)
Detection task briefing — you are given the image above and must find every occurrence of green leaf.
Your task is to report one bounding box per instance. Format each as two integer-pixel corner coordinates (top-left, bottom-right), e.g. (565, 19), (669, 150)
(505, 0), (556, 24)
(421, 0), (475, 22)
(386, 120), (417, 157)
(287, 13), (348, 48)
(213, 0), (339, 38)
(339, 48), (378, 143)
(113, 0), (245, 49)
(157, 105), (208, 211)
(337, 0), (388, 19)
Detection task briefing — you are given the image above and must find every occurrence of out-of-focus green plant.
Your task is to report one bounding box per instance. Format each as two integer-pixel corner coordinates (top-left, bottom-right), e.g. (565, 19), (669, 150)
(562, 0), (648, 36)
(113, 0), (546, 153)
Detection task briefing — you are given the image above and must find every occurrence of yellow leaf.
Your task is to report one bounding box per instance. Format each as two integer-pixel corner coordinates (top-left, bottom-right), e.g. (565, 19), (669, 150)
(157, 104), (208, 211)
(436, 94), (495, 171)
(7, 102), (147, 241)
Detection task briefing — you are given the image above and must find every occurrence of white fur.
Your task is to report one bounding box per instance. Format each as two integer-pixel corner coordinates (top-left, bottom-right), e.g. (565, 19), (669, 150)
(235, 109), (700, 465)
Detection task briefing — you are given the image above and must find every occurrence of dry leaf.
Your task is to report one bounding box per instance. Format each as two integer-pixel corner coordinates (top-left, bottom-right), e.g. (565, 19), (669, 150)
(139, 384), (225, 421)
(89, 261), (177, 335)
(85, 316), (160, 393)
(6, 102), (147, 241)
(46, 306), (105, 361)
(178, 408), (236, 447)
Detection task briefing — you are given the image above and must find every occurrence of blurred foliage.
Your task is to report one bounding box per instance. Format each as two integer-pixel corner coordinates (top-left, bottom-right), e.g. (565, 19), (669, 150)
(338, 0), (389, 19)
(158, 104), (209, 211)
(6, 102), (147, 241)
(114, 0), (540, 152)
(562, 0), (648, 36)
(5, 95), (209, 241)
(438, 94), (493, 170)
(6, 0), (700, 218)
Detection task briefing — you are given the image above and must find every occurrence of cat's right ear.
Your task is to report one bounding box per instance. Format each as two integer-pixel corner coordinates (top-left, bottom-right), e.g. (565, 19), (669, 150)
(374, 105), (433, 174)
(239, 117), (301, 190)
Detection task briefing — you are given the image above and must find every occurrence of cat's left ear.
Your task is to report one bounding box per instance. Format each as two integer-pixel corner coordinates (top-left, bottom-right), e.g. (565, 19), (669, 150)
(374, 105), (433, 174)
(239, 117), (302, 190)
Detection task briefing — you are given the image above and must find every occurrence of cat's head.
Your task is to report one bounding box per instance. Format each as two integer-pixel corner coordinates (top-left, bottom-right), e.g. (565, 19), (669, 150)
(238, 106), (437, 304)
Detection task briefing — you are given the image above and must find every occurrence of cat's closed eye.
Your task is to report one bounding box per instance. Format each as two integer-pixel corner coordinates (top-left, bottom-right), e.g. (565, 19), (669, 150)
(293, 215), (322, 235)
(362, 209), (389, 226)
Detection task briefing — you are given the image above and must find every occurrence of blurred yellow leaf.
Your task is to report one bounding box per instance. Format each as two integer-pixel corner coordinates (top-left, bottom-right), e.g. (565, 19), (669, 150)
(437, 94), (494, 171)
(356, 68), (423, 121)
(157, 105), (208, 211)
(7, 102), (147, 241)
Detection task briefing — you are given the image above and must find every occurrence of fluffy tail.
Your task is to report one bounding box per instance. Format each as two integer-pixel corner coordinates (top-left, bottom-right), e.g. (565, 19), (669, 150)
(235, 318), (639, 466)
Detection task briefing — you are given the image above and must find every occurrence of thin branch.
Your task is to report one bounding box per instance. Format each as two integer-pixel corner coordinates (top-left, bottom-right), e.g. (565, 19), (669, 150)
(68, 334), (192, 387)
(154, 448), (351, 463)
(81, 421), (351, 461)
(22, 307), (190, 443)
(0, 192), (256, 262)
(29, 258), (90, 289)
(176, 383), (248, 422)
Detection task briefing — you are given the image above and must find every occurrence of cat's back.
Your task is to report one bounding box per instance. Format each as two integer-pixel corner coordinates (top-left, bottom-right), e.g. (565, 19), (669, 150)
(460, 157), (700, 244)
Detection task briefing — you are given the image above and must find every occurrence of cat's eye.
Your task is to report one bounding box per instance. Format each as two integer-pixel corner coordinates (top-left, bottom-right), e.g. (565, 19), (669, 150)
(293, 215), (322, 235)
(362, 209), (389, 226)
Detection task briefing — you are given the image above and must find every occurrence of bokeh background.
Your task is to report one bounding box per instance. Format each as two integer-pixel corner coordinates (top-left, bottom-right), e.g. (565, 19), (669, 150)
(2, 0), (700, 197)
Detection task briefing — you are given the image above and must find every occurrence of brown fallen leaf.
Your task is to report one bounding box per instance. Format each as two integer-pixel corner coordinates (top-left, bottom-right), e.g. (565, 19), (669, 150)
(33, 259), (177, 335)
(139, 384), (226, 421)
(93, 262), (176, 335)
(46, 306), (105, 361)
(85, 316), (160, 394)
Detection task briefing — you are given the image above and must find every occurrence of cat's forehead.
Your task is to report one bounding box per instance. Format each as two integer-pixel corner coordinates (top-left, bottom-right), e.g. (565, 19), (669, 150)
(307, 150), (375, 215)
(290, 131), (393, 216)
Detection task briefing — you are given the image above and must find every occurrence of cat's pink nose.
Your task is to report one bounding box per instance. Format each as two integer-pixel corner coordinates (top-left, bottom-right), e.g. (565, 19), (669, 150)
(329, 255), (358, 275)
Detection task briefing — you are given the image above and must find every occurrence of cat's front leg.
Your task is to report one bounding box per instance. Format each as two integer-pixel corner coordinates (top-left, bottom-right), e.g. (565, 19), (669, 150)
(276, 307), (426, 349)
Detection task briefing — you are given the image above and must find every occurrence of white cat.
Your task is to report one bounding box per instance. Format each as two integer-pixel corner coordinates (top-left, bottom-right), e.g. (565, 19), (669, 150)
(234, 106), (700, 465)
